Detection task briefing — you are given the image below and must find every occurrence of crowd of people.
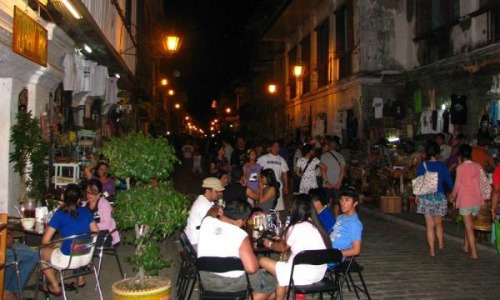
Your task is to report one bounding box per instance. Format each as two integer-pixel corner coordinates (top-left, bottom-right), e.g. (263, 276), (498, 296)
(415, 133), (498, 260)
(180, 134), (364, 299)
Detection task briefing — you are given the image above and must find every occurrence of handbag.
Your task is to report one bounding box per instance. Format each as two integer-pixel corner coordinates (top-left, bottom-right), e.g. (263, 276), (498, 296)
(412, 161), (438, 196)
(479, 167), (492, 200)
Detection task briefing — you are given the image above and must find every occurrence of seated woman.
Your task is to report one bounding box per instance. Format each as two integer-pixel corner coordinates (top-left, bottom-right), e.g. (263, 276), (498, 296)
(84, 179), (120, 246)
(247, 168), (280, 213)
(84, 162), (116, 201)
(40, 184), (99, 296)
(259, 194), (331, 300)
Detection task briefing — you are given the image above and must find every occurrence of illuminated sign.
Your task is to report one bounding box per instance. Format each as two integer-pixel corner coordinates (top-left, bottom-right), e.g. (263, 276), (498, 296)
(12, 6), (48, 67)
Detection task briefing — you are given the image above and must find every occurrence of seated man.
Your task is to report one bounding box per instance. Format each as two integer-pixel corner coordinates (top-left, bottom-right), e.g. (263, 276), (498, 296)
(184, 177), (225, 248)
(330, 186), (363, 258)
(309, 188), (336, 234)
(4, 232), (38, 300)
(197, 198), (276, 300)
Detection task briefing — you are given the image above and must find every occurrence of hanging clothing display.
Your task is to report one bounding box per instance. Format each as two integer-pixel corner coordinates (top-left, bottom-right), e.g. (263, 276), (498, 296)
(420, 108), (434, 134)
(413, 89), (423, 113)
(372, 97), (384, 119)
(450, 94), (467, 124)
(490, 100), (498, 126)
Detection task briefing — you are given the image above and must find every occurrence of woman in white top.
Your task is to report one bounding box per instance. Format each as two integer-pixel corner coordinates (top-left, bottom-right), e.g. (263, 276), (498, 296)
(295, 144), (327, 194)
(259, 194), (331, 299)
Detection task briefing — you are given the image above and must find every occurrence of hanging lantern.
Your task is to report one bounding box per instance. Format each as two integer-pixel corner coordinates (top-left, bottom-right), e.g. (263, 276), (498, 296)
(293, 64), (304, 77)
(162, 34), (181, 55)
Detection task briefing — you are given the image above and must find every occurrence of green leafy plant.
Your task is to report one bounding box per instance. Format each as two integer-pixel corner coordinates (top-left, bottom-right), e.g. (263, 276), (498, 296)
(101, 133), (189, 288)
(9, 111), (49, 202)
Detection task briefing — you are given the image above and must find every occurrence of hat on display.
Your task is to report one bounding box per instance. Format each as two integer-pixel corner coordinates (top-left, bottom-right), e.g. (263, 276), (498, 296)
(202, 177), (225, 191)
(340, 186), (359, 202)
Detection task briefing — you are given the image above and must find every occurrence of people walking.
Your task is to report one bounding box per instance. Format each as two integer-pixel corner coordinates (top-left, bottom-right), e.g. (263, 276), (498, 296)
(415, 141), (454, 257)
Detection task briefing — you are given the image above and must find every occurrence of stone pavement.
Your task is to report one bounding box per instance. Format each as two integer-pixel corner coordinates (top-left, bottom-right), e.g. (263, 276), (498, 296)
(20, 159), (500, 299)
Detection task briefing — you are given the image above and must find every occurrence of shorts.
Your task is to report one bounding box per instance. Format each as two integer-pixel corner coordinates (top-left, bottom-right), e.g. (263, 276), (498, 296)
(459, 205), (481, 216)
(50, 248), (91, 269)
(325, 188), (341, 206)
(199, 269), (275, 293)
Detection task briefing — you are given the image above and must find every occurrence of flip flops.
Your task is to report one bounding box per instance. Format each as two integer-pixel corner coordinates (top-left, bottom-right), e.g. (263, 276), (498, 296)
(41, 285), (63, 296)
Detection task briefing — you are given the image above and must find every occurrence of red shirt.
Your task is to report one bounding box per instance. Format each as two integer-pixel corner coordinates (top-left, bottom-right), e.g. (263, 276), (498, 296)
(493, 166), (500, 186)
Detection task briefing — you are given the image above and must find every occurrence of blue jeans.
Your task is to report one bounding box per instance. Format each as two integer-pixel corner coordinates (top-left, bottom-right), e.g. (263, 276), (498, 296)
(5, 243), (38, 293)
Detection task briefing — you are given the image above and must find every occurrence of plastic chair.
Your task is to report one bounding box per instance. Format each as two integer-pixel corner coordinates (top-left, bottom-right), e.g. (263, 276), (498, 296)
(330, 256), (371, 300)
(195, 256), (252, 300)
(94, 229), (124, 279)
(35, 232), (103, 300)
(286, 248), (343, 300)
(177, 230), (198, 300)
(5, 248), (24, 300)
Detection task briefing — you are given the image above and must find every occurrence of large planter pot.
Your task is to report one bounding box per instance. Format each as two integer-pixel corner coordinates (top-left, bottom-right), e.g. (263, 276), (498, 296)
(112, 277), (171, 300)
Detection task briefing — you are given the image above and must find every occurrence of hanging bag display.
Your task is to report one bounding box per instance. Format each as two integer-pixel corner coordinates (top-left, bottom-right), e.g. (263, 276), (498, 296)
(411, 161), (438, 196)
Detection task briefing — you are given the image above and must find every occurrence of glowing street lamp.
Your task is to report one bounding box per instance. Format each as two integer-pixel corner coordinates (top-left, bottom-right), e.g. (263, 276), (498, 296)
(268, 84), (277, 94)
(225, 107), (231, 114)
(293, 64), (304, 77)
(160, 78), (168, 86)
(168, 89), (175, 96)
(174, 103), (181, 109)
(162, 34), (182, 55)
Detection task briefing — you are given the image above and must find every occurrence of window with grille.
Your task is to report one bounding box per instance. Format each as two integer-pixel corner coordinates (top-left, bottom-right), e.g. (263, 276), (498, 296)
(335, 1), (354, 79)
(316, 19), (329, 87)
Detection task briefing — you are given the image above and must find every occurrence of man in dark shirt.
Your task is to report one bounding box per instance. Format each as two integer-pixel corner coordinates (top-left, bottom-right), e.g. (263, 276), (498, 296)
(230, 137), (247, 167)
(223, 166), (247, 202)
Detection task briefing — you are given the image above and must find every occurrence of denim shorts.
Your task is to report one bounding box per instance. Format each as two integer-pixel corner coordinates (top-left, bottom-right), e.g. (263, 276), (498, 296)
(459, 205), (481, 216)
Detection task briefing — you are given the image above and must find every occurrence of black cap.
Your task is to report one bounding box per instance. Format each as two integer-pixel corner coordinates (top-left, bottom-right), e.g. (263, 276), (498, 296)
(340, 186), (359, 202)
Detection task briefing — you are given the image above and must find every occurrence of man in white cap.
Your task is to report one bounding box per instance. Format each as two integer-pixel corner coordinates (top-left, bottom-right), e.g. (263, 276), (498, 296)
(185, 177), (225, 248)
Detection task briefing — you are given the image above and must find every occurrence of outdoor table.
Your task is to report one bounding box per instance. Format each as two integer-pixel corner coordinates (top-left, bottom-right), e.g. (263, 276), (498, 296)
(8, 218), (45, 245)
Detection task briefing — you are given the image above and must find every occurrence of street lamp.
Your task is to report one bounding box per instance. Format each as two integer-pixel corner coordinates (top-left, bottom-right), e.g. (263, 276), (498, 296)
(293, 64), (304, 77)
(168, 89), (175, 96)
(162, 34), (182, 55)
(174, 103), (181, 109)
(267, 84), (277, 94)
(160, 78), (168, 86)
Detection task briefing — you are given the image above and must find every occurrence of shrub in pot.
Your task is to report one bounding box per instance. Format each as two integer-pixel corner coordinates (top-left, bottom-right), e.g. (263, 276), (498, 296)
(100, 133), (189, 299)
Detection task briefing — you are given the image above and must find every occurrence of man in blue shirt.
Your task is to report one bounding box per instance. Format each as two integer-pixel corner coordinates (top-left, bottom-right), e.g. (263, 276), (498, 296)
(309, 188), (336, 234)
(330, 186), (363, 257)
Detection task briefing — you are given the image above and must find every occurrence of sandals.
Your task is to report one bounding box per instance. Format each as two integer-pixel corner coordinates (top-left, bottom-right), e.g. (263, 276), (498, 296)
(42, 285), (63, 296)
(63, 281), (86, 291)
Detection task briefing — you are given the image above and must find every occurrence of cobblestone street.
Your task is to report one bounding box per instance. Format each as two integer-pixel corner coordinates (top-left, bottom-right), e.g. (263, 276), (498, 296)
(27, 162), (500, 299)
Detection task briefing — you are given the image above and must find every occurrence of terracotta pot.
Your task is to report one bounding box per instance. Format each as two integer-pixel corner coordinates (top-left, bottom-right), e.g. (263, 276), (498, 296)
(112, 277), (171, 300)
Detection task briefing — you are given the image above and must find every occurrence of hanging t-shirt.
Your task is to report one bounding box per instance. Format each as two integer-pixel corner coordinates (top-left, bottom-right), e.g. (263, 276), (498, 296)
(62, 53), (76, 91)
(420, 109), (434, 134)
(490, 100), (498, 126)
(372, 97), (384, 119)
(450, 95), (467, 124)
(442, 109), (450, 133)
(414, 90), (423, 113)
(91, 65), (108, 96)
(105, 77), (119, 104)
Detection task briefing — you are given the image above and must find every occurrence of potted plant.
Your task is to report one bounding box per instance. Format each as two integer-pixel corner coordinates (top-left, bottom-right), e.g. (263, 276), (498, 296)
(100, 133), (189, 299)
(9, 110), (49, 205)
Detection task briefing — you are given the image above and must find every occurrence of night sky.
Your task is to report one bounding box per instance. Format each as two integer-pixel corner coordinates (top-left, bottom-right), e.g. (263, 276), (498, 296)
(162, 0), (270, 126)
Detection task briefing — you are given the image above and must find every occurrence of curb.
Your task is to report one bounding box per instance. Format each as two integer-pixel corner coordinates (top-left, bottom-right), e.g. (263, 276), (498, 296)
(358, 205), (498, 255)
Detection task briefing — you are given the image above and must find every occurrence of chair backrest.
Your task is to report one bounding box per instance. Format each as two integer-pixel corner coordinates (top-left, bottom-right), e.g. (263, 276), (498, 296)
(292, 249), (343, 266)
(67, 233), (98, 268)
(179, 230), (197, 260)
(195, 256), (245, 273)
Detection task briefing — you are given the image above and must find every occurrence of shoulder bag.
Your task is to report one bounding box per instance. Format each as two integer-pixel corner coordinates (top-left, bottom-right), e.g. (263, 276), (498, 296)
(411, 161), (438, 196)
(479, 166), (492, 200)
